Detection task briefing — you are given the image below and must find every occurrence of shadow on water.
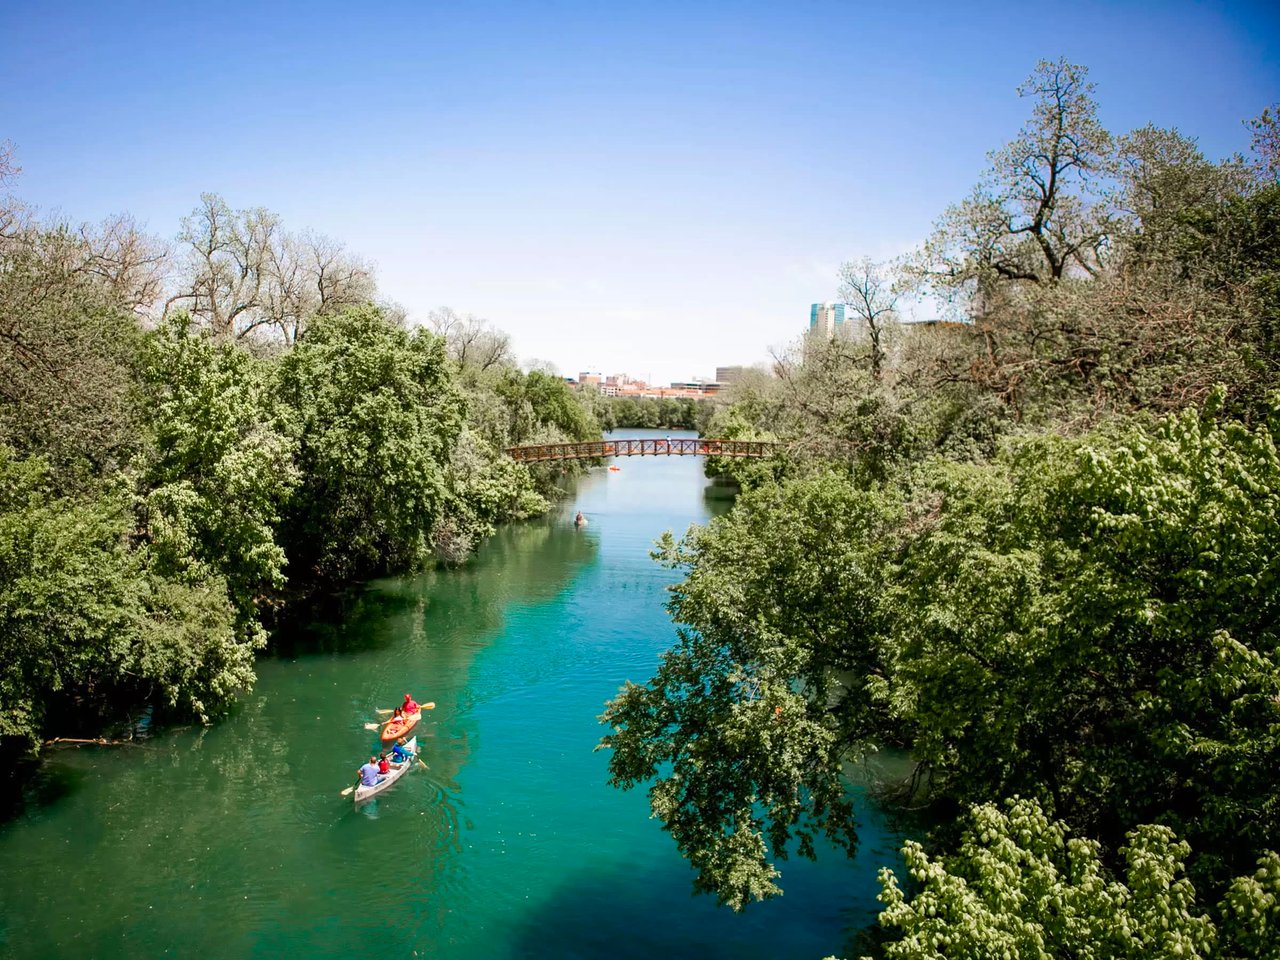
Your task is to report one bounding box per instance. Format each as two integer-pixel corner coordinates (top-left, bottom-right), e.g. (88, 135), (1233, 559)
(269, 514), (600, 660)
(505, 849), (887, 960)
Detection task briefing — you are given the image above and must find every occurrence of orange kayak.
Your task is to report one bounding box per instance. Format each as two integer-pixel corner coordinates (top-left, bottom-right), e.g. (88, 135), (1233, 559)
(380, 710), (421, 741)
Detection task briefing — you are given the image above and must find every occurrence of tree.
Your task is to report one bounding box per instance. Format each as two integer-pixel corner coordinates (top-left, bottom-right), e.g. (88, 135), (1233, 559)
(601, 473), (903, 909)
(837, 258), (900, 380)
(1114, 125), (1247, 267)
(773, 333), (915, 481)
(864, 798), (1227, 960)
(428, 306), (514, 375)
(166, 193), (374, 343)
(0, 447), (249, 753)
(0, 225), (145, 486)
(136, 314), (297, 638)
(909, 59), (1115, 301)
(275, 305), (466, 581)
(77, 213), (171, 314)
(1248, 103), (1280, 182)
(434, 427), (547, 563)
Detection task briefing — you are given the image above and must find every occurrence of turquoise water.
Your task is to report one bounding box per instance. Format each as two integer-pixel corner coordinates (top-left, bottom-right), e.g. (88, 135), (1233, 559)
(0, 430), (903, 959)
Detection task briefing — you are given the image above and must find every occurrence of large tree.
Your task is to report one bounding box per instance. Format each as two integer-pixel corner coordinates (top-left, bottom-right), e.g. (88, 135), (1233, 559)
(862, 797), (1278, 960)
(0, 447), (250, 753)
(136, 314), (297, 638)
(166, 193), (375, 343)
(911, 58), (1115, 298)
(275, 305), (466, 581)
(0, 225), (145, 486)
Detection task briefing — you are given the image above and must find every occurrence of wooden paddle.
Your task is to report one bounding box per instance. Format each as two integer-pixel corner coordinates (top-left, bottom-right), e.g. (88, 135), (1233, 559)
(340, 783), (356, 797)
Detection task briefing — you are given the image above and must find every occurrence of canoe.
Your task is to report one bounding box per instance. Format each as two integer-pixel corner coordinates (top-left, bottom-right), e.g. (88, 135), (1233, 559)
(380, 710), (421, 742)
(354, 736), (417, 803)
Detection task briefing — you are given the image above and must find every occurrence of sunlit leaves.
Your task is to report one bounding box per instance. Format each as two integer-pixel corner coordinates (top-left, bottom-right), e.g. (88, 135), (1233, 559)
(866, 798), (1220, 960)
(276, 305), (466, 580)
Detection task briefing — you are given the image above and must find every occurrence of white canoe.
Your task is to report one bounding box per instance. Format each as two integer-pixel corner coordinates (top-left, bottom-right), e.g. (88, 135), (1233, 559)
(353, 736), (418, 804)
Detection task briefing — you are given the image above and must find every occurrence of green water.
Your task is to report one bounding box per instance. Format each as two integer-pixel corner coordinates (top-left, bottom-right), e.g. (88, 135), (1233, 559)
(0, 430), (904, 959)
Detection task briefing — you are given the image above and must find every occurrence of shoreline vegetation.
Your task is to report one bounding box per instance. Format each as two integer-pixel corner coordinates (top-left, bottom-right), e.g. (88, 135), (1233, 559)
(0, 144), (643, 762)
(0, 135), (723, 767)
(600, 62), (1279, 957)
(3, 55), (1279, 958)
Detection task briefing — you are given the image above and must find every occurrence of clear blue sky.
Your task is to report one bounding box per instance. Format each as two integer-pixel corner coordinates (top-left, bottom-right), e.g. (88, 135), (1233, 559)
(3, 1), (1277, 383)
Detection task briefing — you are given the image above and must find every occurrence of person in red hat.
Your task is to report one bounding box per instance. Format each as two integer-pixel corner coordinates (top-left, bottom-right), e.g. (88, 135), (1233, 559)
(402, 693), (419, 714)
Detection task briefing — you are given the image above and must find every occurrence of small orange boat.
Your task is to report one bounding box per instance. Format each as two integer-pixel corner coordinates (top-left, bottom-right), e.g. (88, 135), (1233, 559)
(380, 710), (421, 741)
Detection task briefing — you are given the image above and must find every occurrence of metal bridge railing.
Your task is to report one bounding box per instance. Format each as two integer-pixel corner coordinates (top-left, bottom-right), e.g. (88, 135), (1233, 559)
(506, 438), (778, 463)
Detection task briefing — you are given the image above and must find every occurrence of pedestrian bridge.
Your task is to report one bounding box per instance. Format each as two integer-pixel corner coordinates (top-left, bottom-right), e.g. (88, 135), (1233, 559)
(506, 437), (777, 463)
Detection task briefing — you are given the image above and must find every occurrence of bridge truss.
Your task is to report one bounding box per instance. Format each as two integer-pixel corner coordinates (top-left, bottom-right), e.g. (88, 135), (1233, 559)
(506, 437), (778, 463)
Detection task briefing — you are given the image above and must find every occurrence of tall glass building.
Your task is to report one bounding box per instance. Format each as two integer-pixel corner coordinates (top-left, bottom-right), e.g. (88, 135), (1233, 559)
(809, 302), (846, 336)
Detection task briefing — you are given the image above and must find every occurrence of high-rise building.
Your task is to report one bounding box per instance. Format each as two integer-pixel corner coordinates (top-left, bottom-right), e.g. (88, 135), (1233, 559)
(809, 302), (847, 336)
(716, 365), (745, 384)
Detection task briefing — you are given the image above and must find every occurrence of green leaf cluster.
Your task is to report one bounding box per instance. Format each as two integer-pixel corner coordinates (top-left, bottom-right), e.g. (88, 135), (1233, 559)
(0, 447), (247, 749)
(857, 797), (1280, 960)
(275, 305), (466, 580)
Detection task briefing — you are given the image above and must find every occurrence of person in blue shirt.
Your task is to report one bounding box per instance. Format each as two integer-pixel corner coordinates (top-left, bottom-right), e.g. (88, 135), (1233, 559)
(390, 738), (413, 764)
(357, 756), (383, 787)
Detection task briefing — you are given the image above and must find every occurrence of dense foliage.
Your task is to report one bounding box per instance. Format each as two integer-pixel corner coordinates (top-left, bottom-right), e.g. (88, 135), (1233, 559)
(275, 306), (465, 581)
(862, 798), (1279, 960)
(587, 393), (715, 432)
(0, 171), (601, 756)
(600, 60), (1279, 956)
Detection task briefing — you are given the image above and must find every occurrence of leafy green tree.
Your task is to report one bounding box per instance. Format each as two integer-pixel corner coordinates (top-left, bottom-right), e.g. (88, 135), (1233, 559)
(136, 314), (296, 637)
(885, 398), (1280, 884)
(497, 368), (599, 445)
(434, 428), (547, 563)
(863, 798), (1223, 960)
(0, 226), (144, 488)
(275, 305), (465, 580)
(0, 447), (247, 753)
(601, 472), (903, 909)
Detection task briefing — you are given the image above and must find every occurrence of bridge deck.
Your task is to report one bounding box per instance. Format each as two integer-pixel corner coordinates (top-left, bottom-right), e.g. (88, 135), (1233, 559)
(506, 438), (776, 463)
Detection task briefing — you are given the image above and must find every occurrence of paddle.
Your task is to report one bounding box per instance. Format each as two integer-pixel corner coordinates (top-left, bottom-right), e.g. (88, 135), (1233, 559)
(340, 783), (356, 797)
(375, 702), (437, 715)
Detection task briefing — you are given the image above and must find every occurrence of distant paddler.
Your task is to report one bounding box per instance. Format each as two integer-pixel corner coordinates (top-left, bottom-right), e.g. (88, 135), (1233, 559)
(574, 511), (588, 527)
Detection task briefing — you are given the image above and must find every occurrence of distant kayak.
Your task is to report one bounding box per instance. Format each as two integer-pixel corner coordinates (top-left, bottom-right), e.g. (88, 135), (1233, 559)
(354, 737), (417, 803)
(608, 466), (620, 472)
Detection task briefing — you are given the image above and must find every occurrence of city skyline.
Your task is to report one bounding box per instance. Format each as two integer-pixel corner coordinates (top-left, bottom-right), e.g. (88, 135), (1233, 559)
(2, 2), (1277, 383)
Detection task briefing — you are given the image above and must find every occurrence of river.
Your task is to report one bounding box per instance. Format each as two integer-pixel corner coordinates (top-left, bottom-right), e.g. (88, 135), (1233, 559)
(0, 429), (903, 959)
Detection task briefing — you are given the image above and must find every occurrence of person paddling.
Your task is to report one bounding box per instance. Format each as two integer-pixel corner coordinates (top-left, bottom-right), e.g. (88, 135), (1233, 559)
(390, 738), (412, 764)
(402, 693), (419, 715)
(357, 755), (383, 789)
